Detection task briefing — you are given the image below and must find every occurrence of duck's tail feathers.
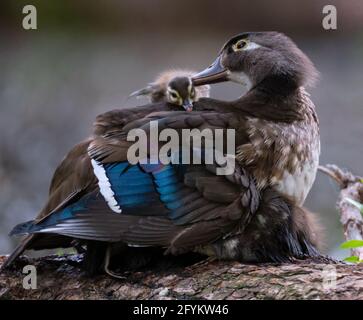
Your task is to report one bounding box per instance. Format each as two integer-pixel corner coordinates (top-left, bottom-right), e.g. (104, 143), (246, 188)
(9, 220), (35, 236)
(129, 85), (155, 99)
(0, 234), (35, 271)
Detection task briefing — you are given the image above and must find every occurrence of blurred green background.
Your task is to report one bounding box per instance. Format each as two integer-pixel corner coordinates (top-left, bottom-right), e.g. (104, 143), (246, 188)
(1, 0), (363, 259)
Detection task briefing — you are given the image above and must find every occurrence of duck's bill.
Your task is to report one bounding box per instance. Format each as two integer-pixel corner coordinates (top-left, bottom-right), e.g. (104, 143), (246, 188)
(182, 101), (193, 112)
(192, 56), (229, 86)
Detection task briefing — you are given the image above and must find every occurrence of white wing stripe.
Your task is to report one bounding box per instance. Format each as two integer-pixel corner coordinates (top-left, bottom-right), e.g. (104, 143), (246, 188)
(90, 159), (122, 213)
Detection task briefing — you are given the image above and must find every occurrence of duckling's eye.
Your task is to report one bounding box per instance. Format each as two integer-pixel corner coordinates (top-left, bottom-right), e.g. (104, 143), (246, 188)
(233, 39), (248, 51)
(167, 89), (180, 102)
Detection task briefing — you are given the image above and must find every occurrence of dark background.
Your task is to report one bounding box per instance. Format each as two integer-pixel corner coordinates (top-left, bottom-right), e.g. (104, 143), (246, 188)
(1, 0), (363, 259)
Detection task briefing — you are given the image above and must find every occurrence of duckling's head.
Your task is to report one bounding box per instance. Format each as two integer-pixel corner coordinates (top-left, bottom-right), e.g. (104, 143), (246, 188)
(130, 70), (210, 110)
(193, 32), (318, 94)
(166, 77), (196, 112)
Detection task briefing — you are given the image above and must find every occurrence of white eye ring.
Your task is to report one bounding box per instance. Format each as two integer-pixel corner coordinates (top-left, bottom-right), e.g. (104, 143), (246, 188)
(233, 40), (261, 52)
(233, 39), (248, 51)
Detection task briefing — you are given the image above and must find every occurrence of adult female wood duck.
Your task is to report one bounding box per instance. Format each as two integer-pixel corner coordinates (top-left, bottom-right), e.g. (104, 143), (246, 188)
(130, 69), (210, 111)
(2, 32), (322, 274)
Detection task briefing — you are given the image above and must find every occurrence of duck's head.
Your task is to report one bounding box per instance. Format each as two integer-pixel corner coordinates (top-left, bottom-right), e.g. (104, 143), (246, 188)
(166, 77), (197, 112)
(193, 32), (318, 94)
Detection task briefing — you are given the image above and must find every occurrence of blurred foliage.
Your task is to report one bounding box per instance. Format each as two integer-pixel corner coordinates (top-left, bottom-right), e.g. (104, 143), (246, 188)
(341, 240), (363, 249)
(343, 256), (363, 263)
(1, 0), (363, 36)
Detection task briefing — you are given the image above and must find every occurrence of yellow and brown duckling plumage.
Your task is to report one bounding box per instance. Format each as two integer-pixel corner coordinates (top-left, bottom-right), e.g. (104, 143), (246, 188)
(130, 70), (210, 111)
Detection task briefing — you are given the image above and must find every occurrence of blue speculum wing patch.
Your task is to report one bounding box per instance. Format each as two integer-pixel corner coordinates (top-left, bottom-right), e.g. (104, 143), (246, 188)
(105, 162), (162, 209)
(102, 161), (189, 216)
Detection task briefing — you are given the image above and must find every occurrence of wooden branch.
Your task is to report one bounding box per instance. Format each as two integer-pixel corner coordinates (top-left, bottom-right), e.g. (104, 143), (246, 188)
(318, 164), (363, 259)
(1, 254), (362, 300)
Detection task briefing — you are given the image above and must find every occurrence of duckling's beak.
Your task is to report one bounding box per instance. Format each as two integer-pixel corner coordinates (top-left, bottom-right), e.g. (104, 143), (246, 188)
(182, 99), (193, 112)
(192, 55), (229, 86)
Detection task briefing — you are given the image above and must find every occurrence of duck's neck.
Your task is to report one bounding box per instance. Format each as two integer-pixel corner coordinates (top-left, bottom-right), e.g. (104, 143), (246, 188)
(232, 84), (309, 123)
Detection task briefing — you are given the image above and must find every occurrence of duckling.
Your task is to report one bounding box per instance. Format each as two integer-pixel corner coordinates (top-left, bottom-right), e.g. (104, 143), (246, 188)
(130, 70), (210, 112)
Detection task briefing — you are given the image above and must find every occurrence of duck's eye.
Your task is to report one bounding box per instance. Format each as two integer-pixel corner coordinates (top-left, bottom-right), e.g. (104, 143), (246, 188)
(233, 39), (248, 51)
(167, 89), (179, 102)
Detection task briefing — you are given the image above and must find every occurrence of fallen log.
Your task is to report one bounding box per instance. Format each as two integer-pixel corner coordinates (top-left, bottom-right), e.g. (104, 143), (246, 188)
(1, 254), (362, 300)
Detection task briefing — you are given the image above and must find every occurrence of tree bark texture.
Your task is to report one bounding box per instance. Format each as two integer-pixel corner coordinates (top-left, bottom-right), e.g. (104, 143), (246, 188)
(1, 254), (362, 300)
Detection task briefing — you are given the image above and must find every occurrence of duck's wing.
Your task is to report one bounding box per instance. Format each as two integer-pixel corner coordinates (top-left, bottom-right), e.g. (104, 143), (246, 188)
(47, 108), (214, 216)
(19, 104), (175, 227)
(9, 111), (258, 255)
(93, 102), (173, 136)
(35, 139), (97, 223)
(10, 162), (258, 255)
(93, 96), (241, 137)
